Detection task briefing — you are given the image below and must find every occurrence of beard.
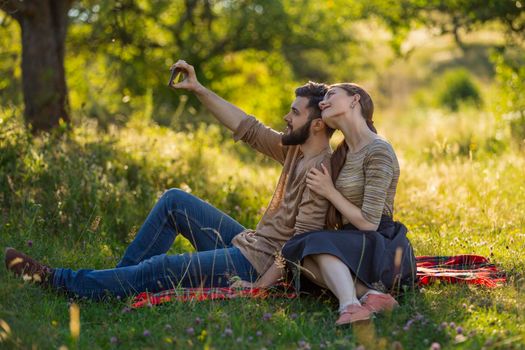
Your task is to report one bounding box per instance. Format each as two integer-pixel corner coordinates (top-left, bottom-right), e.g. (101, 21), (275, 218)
(281, 118), (313, 146)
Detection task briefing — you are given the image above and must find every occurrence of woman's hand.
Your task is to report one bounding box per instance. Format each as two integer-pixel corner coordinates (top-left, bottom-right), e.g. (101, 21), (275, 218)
(230, 279), (254, 289)
(306, 163), (336, 200)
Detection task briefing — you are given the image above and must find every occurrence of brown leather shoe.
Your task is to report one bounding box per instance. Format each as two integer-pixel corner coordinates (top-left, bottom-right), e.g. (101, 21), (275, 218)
(4, 247), (53, 285)
(335, 304), (372, 326)
(362, 293), (399, 313)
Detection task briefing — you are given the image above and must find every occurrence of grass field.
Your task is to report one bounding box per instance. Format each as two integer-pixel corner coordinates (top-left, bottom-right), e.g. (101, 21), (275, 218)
(1, 31), (525, 349)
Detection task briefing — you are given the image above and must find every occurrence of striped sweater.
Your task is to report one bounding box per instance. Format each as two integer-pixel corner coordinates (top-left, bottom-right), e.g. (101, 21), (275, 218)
(335, 138), (400, 226)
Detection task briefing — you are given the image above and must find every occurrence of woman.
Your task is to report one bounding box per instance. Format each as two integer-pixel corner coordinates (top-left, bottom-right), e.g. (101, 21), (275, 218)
(282, 83), (416, 326)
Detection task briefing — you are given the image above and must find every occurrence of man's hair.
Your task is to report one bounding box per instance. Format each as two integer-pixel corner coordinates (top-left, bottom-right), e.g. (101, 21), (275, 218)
(295, 82), (335, 137)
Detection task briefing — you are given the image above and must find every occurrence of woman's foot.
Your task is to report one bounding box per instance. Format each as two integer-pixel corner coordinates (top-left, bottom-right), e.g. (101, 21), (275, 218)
(361, 293), (399, 313)
(4, 247), (53, 285)
(335, 304), (372, 326)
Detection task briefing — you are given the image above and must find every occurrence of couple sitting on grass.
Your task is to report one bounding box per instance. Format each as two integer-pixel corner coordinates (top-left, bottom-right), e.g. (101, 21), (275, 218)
(5, 60), (416, 326)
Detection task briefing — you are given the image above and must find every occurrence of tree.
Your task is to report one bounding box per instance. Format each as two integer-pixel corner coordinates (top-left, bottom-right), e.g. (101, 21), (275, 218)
(65, 0), (363, 127)
(366, 0), (524, 53)
(2, 0), (364, 130)
(0, 0), (74, 132)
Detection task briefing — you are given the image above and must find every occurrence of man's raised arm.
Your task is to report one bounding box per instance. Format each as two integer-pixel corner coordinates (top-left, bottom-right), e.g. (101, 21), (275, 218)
(170, 60), (246, 132)
(169, 59), (287, 164)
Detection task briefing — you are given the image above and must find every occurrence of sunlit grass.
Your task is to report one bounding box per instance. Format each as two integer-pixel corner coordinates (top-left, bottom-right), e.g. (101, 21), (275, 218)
(1, 25), (525, 346)
(1, 100), (524, 349)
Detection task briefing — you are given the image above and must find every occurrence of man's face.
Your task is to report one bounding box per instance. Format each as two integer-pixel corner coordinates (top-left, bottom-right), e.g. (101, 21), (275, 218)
(282, 96), (314, 146)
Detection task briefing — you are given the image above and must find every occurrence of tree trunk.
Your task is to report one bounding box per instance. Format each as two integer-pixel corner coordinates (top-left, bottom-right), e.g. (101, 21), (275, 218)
(1, 0), (72, 132)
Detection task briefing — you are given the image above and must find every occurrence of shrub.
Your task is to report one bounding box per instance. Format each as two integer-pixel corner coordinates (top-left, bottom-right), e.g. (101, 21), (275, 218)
(436, 69), (482, 111)
(0, 110), (275, 250)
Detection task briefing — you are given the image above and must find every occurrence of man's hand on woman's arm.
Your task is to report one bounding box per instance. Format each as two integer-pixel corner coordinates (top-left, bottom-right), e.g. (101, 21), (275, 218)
(169, 60), (247, 132)
(306, 164), (378, 231)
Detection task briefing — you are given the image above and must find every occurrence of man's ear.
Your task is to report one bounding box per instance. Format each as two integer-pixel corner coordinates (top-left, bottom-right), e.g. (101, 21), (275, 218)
(311, 118), (326, 133)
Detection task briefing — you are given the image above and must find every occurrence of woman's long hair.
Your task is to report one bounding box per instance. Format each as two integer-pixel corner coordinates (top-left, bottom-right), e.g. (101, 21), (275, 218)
(326, 83), (376, 229)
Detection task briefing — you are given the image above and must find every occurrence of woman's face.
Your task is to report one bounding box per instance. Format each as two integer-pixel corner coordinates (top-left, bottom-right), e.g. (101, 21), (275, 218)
(319, 87), (353, 129)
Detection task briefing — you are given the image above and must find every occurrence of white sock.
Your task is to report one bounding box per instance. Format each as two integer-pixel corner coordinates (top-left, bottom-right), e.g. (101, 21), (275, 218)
(338, 299), (361, 313)
(359, 289), (383, 303)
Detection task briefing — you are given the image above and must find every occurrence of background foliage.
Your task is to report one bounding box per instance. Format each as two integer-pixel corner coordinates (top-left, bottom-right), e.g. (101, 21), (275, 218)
(1, 0), (524, 349)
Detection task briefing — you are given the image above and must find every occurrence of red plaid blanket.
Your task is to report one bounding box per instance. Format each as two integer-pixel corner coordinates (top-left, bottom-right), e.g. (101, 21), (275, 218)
(416, 254), (507, 288)
(131, 283), (297, 308)
(132, 255), (506, 308)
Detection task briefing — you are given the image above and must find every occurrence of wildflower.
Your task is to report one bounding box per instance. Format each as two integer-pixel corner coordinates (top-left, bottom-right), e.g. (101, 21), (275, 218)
(194, 317), (202, 325)
(27, 240), (33, 247)
(164, 324), (172, 330)
(223, 328), (233, 337)
(110, 336), (118, 344)
(236, 337), (243, 343)
(290, 313), (298, 320)
(430, 342), (441, 350)
(449, 322), (456, 328)
(392, 341), (403, 349)
(186, 327), (195, 336)
(198, 330), (207, 342)
(262, 312), (272, 321)
(248, 335), (254, 341)
(456, 326), (463, 334)
(454, 333), (467, 343)
(121, 307), (131, 314)
(274, 251), (286, 269)
(356, 345), (366, 350)
(90, 216), (101, 231)
(256, 330), (263, 337)
(143, 330), (151, 337)
(298, 340), (311, 349)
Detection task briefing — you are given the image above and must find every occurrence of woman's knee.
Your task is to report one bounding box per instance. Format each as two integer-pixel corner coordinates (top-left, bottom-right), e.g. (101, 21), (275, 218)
(310, 253), (337, 264)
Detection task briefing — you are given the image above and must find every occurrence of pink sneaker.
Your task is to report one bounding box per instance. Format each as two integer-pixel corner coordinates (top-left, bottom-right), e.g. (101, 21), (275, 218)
(335, 304), (372, 326)
(362, 293), (399, 313)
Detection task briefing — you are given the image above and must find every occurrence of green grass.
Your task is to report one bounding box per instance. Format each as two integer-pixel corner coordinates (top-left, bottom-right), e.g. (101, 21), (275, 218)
(1, 27), (525, 349)
(1, 104), (524, 349)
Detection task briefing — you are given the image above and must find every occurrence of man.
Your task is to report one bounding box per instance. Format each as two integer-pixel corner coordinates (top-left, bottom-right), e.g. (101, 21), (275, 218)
(5, 60), (334, 299)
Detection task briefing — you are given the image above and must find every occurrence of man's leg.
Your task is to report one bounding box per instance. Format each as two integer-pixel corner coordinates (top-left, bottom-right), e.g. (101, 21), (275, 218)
(117, 188), (245, 267)
(53, 247), (258, 300)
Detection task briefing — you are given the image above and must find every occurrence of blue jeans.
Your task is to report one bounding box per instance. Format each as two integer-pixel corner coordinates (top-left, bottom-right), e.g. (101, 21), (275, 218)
(52, 189), (258, 300)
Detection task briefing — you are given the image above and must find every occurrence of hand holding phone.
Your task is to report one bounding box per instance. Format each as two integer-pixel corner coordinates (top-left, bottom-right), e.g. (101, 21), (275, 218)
(168, 60), (200, 92)
(168, 67), (184, 87)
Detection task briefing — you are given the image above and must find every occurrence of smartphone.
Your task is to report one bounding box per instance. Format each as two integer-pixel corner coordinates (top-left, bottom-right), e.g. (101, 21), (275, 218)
(168, 67), (184, 86)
